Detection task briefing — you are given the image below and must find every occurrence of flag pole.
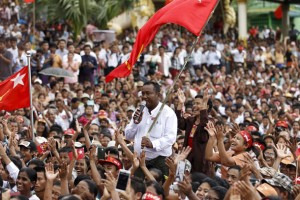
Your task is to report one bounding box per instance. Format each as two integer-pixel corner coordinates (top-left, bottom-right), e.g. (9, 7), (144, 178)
(145, 5), (218, 138)
(26, 52), (35, 139)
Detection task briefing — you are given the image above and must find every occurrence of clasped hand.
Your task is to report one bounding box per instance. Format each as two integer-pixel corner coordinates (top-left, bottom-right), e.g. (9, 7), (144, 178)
(141, 136), (153, 148)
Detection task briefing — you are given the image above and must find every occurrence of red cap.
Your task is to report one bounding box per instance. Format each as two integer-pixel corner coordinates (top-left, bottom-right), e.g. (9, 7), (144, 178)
(276, 121), (289, 128)
(142, 192), (162, 200)
(247, 125), (258, 132)
(99, 156), (123, 170)
(98, 110), (108, 119)
(253, 141), (265, 151)
(238, 46), (244, 51)
(240, 131), (253, 148)
(64, 128), (75, 136)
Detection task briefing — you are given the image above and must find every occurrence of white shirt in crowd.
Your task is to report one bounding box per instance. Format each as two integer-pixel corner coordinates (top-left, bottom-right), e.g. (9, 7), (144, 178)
(55, 48), (68, 60)
(107, 53), (120, 67)
(192, 48), (202, 66)
(125, 102), (177, 160)
(205, 50), (221, 66)
(159, 53), (172, 76)
(62, 53), (82, 65)
(231, 49), (247, 63)
(55, 110), (73, 131)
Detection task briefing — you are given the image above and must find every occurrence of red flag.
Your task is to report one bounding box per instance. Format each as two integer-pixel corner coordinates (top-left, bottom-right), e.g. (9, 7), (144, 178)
(0, 67), (30, 111)
(105, 0), (218, 82)
(76, 147), (85, 160)
(274, 4), (282, 19)
(165, 0), (174, 5)
(24, 0), (35, 3)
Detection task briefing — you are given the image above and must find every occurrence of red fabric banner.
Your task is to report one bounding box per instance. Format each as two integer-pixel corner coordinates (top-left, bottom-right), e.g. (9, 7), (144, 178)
(0, 67), (30, 111)
(105, 0), (218, 82)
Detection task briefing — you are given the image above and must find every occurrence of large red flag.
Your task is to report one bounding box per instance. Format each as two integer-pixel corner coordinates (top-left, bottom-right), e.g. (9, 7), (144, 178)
(106, 0), (218, 82)
(24, 0), (35, 3)
(0, 67), (30, 111)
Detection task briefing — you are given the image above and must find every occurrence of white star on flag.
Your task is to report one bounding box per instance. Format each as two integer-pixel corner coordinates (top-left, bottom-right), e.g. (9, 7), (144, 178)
(11, 73), (25, 88)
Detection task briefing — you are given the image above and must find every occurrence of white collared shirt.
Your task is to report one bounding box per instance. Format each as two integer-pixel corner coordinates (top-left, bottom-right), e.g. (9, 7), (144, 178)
(125, 102), (177, 160)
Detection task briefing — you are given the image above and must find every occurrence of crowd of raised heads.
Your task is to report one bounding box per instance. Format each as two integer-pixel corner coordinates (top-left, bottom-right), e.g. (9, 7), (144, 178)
(1, 1), (300, 200)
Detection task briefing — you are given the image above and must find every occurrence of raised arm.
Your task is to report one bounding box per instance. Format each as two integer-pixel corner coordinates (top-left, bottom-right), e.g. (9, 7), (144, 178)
(89, 145), (104, 195)
(204, 121), (220, 163)
(215, 125), (236, 167)
(176, 89), (187, 130)
(44, 163), (59, 200)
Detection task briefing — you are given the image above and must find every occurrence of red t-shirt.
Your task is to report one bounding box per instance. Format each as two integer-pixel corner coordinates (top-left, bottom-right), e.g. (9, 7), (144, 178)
(188, 124), (198, 148)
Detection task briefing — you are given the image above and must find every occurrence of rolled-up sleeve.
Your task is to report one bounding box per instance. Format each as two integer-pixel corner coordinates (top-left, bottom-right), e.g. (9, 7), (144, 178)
(125, 120), (139, 141)
(6, 162), (19, 182)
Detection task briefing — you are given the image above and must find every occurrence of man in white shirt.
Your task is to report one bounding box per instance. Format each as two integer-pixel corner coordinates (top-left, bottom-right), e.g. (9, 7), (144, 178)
(7, 37), (18, 72)
(205, 42), (221, 73)
(120, 45), (130, 63)
(254, 48), (266, 68)
(105, 44), (120, 76)
(125, 82), (177, 176)
(55, 39), (68, 60)
(231, 45), (247, 69)
(158, 46), (171, 77)
(192, 43), (202, 69)
(62, 43), (82, 64)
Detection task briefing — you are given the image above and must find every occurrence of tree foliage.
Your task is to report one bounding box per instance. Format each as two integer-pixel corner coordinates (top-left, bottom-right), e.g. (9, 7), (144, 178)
(23, 0), (137, 39)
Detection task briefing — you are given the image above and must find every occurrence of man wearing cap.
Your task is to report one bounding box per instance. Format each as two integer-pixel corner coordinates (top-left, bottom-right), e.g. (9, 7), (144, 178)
(19, 140), (37, 165)
(99, 156), (123, 179)
(125, 81), (177, 176)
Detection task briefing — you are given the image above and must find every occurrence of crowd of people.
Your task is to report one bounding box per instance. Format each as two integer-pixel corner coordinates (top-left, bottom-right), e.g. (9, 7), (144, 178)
(1, 1), (300, 200)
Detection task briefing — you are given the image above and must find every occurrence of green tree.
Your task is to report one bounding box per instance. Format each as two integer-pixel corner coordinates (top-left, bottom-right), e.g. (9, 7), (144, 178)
(23, 0), (136, 39)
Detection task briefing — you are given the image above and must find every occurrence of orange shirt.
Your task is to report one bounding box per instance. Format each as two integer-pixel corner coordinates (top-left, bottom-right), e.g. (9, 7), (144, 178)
(217, 150), (248, 178)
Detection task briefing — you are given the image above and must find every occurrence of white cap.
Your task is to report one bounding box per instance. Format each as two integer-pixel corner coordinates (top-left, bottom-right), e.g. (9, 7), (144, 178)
(34, 78), (42, 84)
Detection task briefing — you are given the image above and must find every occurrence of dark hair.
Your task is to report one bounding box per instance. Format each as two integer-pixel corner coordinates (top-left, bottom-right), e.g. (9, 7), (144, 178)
(131, 176), (146, 194)
(28, 159), (45, 168)
(191, 172), (208, 185)
(210, 186), (228, 200)
(74, 175), (91, 186)
(146, 181), (165, 199)
(82, 179), (98, 198)
(177, 135), (185, 140)
(9, 156), (23, 169)
(105, 146), (119, 158)
(34, 167), (46, 179)
(143, 81), (160, 93)
(19, 167), (37, 182)
(49, 124), (63, 135)
(194, 95), (213, 112)
(50, 81), (58, 89)
(59, 146), (73, 154)
(10, 195), (30, 200)
(192, 182), (201, 192)
(201, 178), (219, 188)
(0, 175), (3, 187)
(149, 168), (164, 184)
(213, 176), (229, 189)
(58, 195), (81, 200)
(228, 165), (241, 172)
